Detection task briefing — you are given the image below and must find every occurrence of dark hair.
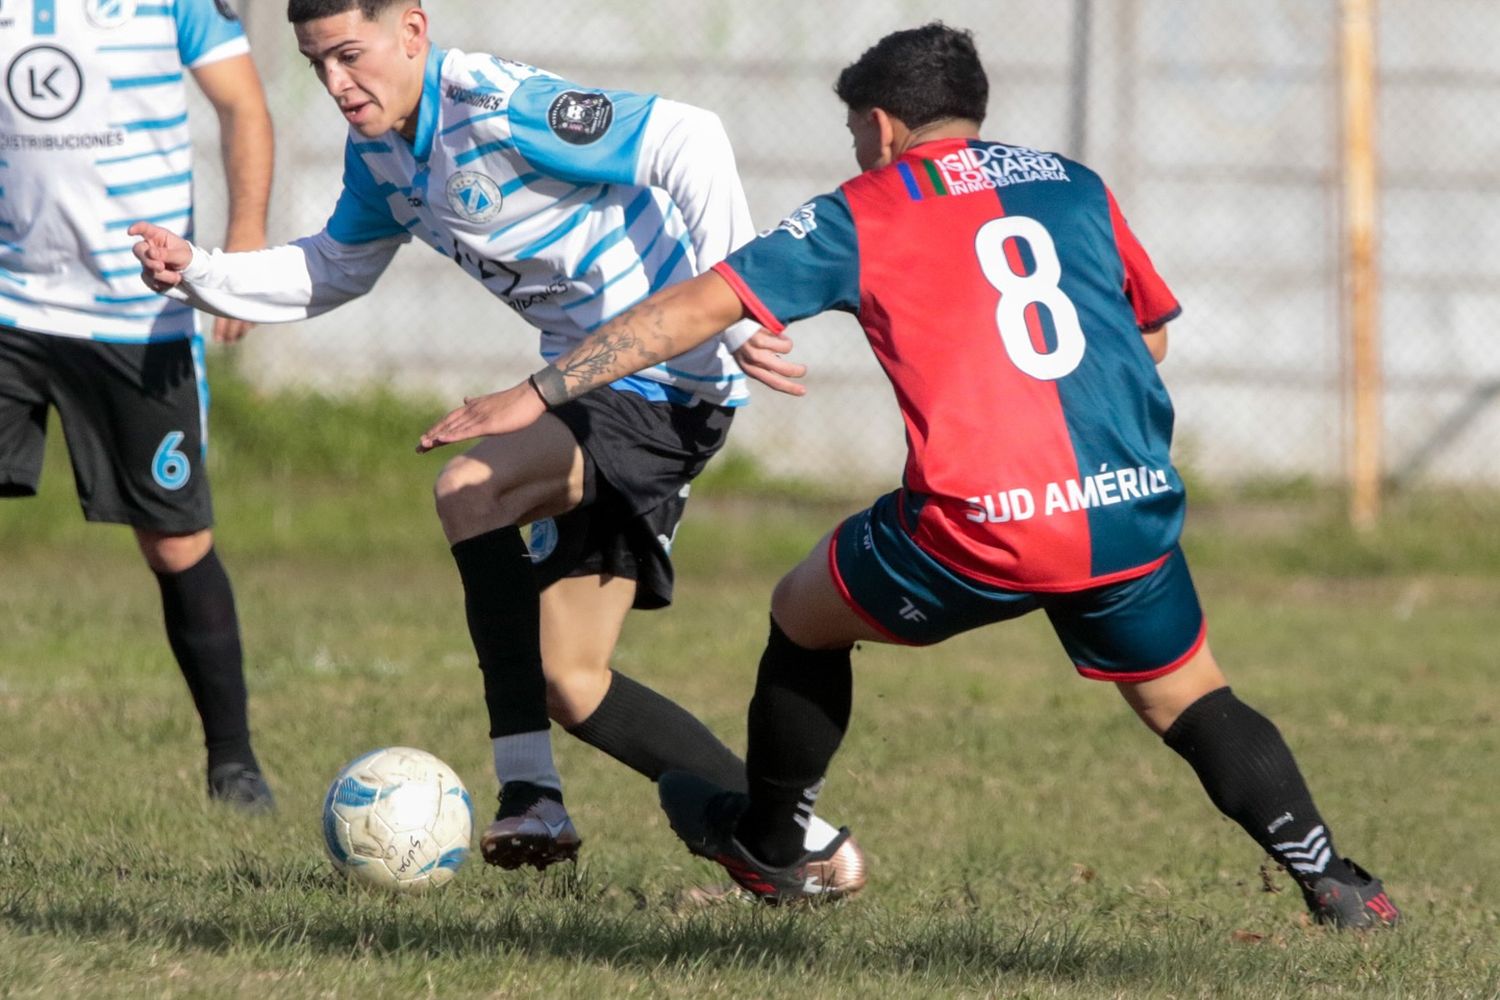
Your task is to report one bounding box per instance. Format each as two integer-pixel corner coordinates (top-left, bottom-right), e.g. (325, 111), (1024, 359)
(835, 23), (988, 129)
(287, 0), (416, 23)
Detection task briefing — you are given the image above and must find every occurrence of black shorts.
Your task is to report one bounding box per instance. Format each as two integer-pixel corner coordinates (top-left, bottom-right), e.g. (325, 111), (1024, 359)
(0, 325), (213, 533)
(530, 387), (734, 610)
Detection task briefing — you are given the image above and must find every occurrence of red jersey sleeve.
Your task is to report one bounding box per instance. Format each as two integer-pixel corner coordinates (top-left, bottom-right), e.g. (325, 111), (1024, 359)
(1106, 187), (1181, 331)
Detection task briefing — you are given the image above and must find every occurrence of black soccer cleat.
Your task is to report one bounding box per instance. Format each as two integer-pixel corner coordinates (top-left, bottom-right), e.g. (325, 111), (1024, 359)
(480, 780), (581, 871)
(1304, 858), (1400, 929)
(658, 770), (862, 905)
(207, 762), (277, 815)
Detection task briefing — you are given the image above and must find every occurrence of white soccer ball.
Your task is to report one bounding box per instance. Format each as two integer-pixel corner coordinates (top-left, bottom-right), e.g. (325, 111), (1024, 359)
(321, 747), (474, 893)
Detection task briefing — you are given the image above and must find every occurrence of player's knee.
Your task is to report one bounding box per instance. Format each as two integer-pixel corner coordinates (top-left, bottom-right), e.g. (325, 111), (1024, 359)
(545, 668), (609, 729)
(434, 457), (511, 536)
(136, 528), (213, 574)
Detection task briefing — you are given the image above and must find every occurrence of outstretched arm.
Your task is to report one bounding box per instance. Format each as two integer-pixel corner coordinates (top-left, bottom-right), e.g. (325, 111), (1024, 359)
(418, 269), (746, 452)
(192, 53), (273, 344)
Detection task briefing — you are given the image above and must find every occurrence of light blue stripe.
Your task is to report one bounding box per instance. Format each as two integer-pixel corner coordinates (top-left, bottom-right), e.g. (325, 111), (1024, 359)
(0, 315), (15, 327)
(486, 185), (594, 244)
(105, 206), (190, 230)
(89, 245), (137, 256)
(659, 364), (745, 383)
(136, 4), (173, 15)
(441, 109), (506, 136)
(97, 44), (178, 52)
(0, 160), (8, 168)
(501, 172), (541, 196)
(0, 221), (14, 231)
(113, 112), (190, 133)
(516, 196), (600, 260)
(99, 266), (140, 279)
(485, 58), (524, 84)
(571, 189), (654, 280)
(352, 141), (391, 153)
(90, 329), (193, 344)
(1, 240), (21, 253)
(0, 269), (26, 287)
(647, 238), (692, 295)
(455, 139), (515, 167)
(566, 258), (643, 314)
(106, 170), (191, 197)
(34, 0), (56, 36)
(95, 292), (160, 305)
(96, 140), (192, 166)
(110, 72), (183, 90)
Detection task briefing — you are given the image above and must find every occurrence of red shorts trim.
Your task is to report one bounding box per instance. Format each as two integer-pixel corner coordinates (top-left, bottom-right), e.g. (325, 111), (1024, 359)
(1075, 618), (1208, 683)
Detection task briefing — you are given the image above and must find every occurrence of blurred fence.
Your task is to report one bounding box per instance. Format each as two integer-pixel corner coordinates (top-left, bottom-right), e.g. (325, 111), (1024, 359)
(185, 0), (1500, 491)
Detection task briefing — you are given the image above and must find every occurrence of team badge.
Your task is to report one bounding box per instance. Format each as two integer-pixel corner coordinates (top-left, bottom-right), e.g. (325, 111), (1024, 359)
(6, 45), (84, 122)
(772, 202), (819, 240)
(85, 0), (137, 29)
(547, 91), (613, 145)
(527, 518), (559, 564)
(445, 171), (503, 223)
(213, 0), (240, 21)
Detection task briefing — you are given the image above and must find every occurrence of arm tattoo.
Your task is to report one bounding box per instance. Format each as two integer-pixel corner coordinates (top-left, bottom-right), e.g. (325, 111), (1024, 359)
(553, 299), (675, 401)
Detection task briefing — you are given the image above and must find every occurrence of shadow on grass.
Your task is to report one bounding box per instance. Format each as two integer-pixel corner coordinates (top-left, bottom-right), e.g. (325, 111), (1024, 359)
(0, 853), (1150, 984)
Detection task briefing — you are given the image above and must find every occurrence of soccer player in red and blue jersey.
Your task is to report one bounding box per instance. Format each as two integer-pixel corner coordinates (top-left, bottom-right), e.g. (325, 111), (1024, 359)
(416, 24), (1399, 927)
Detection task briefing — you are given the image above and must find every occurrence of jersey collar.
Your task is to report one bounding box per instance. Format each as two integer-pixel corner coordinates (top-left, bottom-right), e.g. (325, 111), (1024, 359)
(409, 45), (446, 164)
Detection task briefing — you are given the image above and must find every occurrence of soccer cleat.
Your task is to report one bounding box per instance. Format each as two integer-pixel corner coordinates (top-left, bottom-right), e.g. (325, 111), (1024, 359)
(480, 781), (581, 871)
(1304, 858), (1400, 929)
(679, 833), (869, 907)
(658, 770), (864, 905)
(207, 762), (276, 815)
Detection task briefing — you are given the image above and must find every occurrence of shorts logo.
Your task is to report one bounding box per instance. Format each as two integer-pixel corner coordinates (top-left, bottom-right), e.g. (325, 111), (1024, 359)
(213, 0), (240, 21)
(547, 91), (613, 145)
(446, 171), (503, 223)
(898, 597), (927, 623)
(85, 0), (137, 29)
(6, 45), (84, 122)
(527, 518), (558, 563)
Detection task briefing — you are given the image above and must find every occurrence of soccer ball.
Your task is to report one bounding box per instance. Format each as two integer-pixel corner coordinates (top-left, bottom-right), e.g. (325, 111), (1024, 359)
(321, 747), (474, 893)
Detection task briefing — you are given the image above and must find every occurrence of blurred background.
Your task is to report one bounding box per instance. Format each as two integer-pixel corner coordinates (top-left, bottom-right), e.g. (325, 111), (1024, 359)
(191, 0), (1499, 507)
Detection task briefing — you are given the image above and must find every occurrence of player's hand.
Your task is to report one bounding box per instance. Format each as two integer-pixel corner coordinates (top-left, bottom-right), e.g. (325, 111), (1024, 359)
(211, 315), (255, 344)
(128, 222), (194, 292)
(417, 382), (548, 453)
(734, 329), (807, 397)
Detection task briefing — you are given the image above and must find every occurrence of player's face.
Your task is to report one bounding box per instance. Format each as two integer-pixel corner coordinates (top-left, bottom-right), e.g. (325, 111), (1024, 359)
(847, 108), (888, 172)
(296, 6), (428, 139)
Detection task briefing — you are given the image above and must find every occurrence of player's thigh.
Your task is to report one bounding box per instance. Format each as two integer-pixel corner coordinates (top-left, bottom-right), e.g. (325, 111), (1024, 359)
(433, 413), (585, 531)
(770, 532), (889, 650)
(1041, 545), (1207, 688)
(795, 491), (1040, 650)
(0, 328), (51, 498)
(49, 336), (213, 531)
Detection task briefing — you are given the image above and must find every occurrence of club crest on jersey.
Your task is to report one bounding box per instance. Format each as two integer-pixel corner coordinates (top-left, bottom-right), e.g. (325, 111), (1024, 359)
(85, 0), (137, 29)
(446, 171), (503, 223)
(547, 91), (613, 145)
(527, 518), (559, 563)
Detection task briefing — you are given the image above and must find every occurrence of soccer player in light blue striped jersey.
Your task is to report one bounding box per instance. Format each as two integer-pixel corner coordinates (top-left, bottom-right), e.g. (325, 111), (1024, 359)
(1, 0), (275, 811)
(131, 0), (866, 892)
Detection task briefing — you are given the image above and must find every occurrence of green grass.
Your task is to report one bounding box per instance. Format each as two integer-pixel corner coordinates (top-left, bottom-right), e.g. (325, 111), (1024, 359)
(1, 383), (1498, 997)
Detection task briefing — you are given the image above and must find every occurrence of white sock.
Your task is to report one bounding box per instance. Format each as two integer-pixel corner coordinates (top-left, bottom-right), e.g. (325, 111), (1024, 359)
(491, 731), (562, 791)
(802, 814), (839, 852)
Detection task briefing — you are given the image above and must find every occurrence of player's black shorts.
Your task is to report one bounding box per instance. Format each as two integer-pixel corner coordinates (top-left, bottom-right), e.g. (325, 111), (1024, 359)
(0, 325), (213, 533)
(530, 386), (734, 610)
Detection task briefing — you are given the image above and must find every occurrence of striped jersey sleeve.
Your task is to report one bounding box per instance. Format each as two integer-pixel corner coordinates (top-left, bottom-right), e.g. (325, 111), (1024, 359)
(174, 0), (249, 69)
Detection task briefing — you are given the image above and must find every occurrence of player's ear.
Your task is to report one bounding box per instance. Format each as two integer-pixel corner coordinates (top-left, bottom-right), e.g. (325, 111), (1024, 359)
(872, 108), (899, 166)
(399, 5), (428, 57)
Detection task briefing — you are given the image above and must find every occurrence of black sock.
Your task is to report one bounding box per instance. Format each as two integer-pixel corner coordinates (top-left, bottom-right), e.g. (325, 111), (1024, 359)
(451, 527), (549, 737)
(736, 619), (853, 867)
(154, 548), (256, 772)
(1164, 686), (1357, 889)
(566, 671), (748, 792)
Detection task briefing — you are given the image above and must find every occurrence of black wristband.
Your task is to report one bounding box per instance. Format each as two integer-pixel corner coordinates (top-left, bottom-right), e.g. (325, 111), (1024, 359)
(528, 366), (569, 410)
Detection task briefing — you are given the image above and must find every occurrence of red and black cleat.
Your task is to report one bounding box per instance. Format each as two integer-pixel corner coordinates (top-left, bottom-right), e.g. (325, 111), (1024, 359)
(1305, 858), (1401, 929)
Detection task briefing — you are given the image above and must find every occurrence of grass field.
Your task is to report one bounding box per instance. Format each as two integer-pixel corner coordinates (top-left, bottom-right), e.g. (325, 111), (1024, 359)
(2, 383), (1498, 998)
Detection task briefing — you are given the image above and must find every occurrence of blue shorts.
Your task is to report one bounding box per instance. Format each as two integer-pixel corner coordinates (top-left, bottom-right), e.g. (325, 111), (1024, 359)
(829, 491), (1206, 681)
